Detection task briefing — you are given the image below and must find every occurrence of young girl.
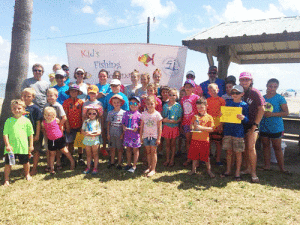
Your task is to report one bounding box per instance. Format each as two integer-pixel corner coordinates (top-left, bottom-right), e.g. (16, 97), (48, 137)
(161, 88), (182, 167)
(139, 83), (162, 112)
(42, 107), (75, 174)
(160, 86), (170, 107)
(135, 73), (150, 99)
(122, 96), (142, 173)
(140, 95), (163, 177)
(81, 106), (102, 175)
(153, 68), (162, 96)
(188, 98), (215, 178)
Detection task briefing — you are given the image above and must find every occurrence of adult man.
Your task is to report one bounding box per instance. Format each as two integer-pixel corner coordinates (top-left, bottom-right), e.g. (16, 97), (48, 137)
(21, 63), (50, 110)
(62, 64), (70, 85)
(53, 69), (69, 105)
(200, 66), (225, 98)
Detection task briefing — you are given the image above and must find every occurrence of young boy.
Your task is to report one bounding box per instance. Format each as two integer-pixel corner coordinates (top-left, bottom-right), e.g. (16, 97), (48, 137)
(221, 85), (249, 181)
(187, 98), (215, 178)
(53, 69), (69, 105)
(107, 94), (126, 169)
(180, 79), (200, 166)
(3, 99), (34, 186)
(22, 88), (43, 175)
(207, 83), (226, 166)
(112, 71), (125, 93)
(63, 84), (85, 165)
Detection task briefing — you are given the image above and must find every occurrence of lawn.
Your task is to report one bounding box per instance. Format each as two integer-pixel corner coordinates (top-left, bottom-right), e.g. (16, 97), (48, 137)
(0, 154), (300, 225)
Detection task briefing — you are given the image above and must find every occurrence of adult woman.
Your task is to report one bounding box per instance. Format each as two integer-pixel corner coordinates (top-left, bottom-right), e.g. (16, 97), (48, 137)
(71, 67), (89, 100)
(135, 73), (150, 99)
(239, 72), (265, 183)
(259, 78), (289, 173)
(124, 69), (142, 99)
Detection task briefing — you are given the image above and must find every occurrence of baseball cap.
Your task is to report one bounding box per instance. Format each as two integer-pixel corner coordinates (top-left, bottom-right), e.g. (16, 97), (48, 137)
(55, 69), (66, 77)
(186, 70), (195, 78)
(184, 79), (196, 87)
(65, 84), (83, 95)
(87, 85), (99, 94)
(110, 79), (121, 86)
(129, 96), (141, 103)
(232, 85), (244, 93)
(75, 68), (85, 73)
(239, 72), (252, 79)
(208, 66), (218, 73)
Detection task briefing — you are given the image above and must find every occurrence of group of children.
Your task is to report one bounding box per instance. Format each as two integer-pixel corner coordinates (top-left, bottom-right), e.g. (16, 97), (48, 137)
(3, 68), (251, 186)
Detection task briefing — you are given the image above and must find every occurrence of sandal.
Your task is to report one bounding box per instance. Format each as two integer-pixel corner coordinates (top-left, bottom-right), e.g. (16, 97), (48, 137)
(220, 173), (231, 178)
(251, 176), (260, 183)
(234, 176), (241, 181)
(56, 165), (63, 170)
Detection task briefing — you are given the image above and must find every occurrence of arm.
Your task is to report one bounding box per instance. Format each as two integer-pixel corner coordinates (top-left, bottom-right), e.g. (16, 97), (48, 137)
(140, 120), (144, 144)
(107, 121), (111, 140)
(34, 120), (41, 142)
(3, 135), (13, 152)
(156, 120), (162, 145)
(28, 134), (34, 153)
(197, 125), (214, 133)
(249, 105), (265, 132)
(264, 104), (289, 118)
(60, 115), (67, 131)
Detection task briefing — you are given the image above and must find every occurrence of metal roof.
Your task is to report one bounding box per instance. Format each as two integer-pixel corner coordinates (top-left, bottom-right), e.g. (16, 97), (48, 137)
(182, 16), (300, 64)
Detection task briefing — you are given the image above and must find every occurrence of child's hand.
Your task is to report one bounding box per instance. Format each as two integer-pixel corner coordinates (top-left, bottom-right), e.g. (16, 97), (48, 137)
(6, 145), (13, 152)
(28, 146), (34, 153)
(264, 112), (273, 118)
(162, 118), (170, 123)
(66, 127), (71, 133)
(156, 139), (161, 145)
(237, 114), (245, 120)
(133, 127), (138, 132)
(34, 135), (39, 142)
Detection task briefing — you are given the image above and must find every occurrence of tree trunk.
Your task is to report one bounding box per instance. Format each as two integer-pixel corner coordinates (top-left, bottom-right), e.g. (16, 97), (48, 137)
(0, 0), (33, 156)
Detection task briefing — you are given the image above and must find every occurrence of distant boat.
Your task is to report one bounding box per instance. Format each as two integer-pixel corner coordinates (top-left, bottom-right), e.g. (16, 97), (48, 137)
(286, 89), (296, 92)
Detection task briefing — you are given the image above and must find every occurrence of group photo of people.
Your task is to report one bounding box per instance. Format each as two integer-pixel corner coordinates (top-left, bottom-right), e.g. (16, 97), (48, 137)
(2, 63), (291, 186)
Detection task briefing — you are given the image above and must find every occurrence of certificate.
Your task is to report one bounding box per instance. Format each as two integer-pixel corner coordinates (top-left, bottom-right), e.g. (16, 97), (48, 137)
(220, 106), (242, 124)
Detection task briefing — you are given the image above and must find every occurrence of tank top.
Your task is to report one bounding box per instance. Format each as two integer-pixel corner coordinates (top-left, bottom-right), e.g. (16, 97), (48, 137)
(43, 119), (63, 140)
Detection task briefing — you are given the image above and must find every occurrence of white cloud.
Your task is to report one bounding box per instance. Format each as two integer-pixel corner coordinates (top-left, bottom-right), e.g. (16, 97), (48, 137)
(95, 9), (111, 26)
(82, 5), (94, 14)
(131, 0), (177, 23)
(116, 19), (127, 24)
(176, 22), (199, 34)
(0, 36), (10, 82)
(279, 0), (300, 13)
(83, 0), (94, 5)
(50, 26), (60, 32)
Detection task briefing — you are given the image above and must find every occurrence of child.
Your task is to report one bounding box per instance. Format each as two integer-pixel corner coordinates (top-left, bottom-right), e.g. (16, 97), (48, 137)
(221, 85), (249, 181)
(140, 83), (163, 112)
(160, 85), (170, 107)
(161, 88), (182, 167)
(222, 80), (236, 102)
(177, 88), (186, 156)
(63, 84), (85, 165)
(140, 95), (163, 177)
(188, 98), (215, 178)
(49, 73), (56, 87)
(3, 99), (34, 186)
(107, 94), (126, 169)
(122, 96), (142, 173)
(81, 106), (102, 174)
(82, 85), (103, 120)
(135, 73), (150, 99)
(113, 70), (125, 93)
(153, 68), (162, 96)
(22, 88), (43, 176)
(42, 107), (75, 174)
(180, 79), (200, 166)
(207, 83), (226, 166)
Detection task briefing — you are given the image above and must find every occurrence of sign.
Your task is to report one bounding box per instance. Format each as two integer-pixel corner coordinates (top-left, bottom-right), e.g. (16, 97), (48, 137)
(220, 106), (242, 124)
(66, 43), (188, 89)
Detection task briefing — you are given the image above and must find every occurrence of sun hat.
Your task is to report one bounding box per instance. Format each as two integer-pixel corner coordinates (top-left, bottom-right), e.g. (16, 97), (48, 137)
(110, 79), (121, 86)
(87, 85), (99, 94)
(75, 68), (85, 73)
(109, 94), (125, 106)
(186, 70), (195, 78)
(239, 72), (252, 79)
(83, 104), (103, 117)
(65, 84), (83, 95)
(231, 85), (244, 93)
(129, 96), (141, 103)
(55, 69), (66, 77)
(184, 79), (196, 87)
(208, 66), (218, 73)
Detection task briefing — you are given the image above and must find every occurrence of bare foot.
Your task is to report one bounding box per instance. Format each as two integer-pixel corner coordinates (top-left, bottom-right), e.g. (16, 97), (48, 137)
(188, 171), (196, 175)
(147, 171), (156, 177)
(3, 181), (9, 186)
(163, 161), (169, 166)
(144, 169), (150, 174)
(30, 169), (37, 176)
(240, 170), (251, 175)
(207, 171), (215, 178)
(26, 175), (32, 181)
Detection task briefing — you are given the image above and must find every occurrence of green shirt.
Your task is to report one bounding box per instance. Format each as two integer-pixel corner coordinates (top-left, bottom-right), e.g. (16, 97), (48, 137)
(3, 116), (34, 155)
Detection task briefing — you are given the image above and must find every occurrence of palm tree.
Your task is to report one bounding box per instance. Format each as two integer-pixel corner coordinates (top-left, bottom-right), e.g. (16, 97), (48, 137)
(0, 0), (33, 156)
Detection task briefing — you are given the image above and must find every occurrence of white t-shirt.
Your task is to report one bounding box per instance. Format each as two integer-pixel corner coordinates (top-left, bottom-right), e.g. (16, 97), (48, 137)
(141, 110), (162, 139)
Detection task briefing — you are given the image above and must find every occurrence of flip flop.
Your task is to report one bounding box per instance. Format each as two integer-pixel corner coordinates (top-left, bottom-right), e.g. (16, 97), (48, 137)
(251, 176), (260, 183)
(234, 176), (241, 181)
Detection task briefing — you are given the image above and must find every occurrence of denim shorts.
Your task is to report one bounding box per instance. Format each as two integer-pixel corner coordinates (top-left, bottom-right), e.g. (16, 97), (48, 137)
(143, 137), (157, 146)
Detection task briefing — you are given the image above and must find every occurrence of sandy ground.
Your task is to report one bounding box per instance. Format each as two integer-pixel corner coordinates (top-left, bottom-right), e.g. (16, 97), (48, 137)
(286, 96), (300, 116)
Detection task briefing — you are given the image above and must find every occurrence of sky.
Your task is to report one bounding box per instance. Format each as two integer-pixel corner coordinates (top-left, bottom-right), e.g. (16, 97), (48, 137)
(1, 0), (300, 91)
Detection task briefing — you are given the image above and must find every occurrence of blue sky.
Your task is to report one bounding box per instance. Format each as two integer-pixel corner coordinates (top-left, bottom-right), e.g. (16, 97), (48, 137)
(1, 0), (300, 91)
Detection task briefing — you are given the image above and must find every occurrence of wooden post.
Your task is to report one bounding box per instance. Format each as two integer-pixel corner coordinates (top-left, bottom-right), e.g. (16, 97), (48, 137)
(217, 45), (231, 80)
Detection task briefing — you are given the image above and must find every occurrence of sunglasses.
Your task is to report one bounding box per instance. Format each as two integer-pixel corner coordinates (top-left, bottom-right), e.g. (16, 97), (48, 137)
(169, 94), (176, 96)
(209, 72), (217, 75)
(63, 68), (69, 71)
(55, 76), (64, 79)
(76, 72), (84, 75)
(34, 69), (43, 72)
(88, 112), (97, 116)
(129, 102), (138, 106)
(231, 91), (241, 95)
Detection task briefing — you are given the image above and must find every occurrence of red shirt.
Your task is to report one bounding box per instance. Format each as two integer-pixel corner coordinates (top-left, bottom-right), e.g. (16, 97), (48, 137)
(63, 98), (84, 129)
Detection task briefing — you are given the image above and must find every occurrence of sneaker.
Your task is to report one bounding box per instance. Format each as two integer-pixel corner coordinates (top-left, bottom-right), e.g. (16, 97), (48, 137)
(123, 165), (132, 171)
(78, 159), (86, 167)
(216, 161), (224, 166)
(83, 168), (90, 174)
(91, 168), (98, 175)
(116, 165), (122, 170)
(127, 167), (136, 173)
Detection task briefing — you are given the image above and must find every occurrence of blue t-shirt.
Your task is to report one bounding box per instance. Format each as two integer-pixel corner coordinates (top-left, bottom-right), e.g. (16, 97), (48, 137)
(223, 100), (249, 138)
(54, 84), (69, 105)
(200, 78), (226, 98)
(64, 77), (70, 86)
(162, 102), (182, 128)
(259, 94), (286, 134)
(104, 92), (129, 112)
(96, 83), (111, 105)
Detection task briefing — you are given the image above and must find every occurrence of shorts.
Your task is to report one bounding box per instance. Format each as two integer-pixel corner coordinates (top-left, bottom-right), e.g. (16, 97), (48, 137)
(182, 125), (191, 135)
(143, 137), (157, 146)
(65, 128), (81, 143)
(32, 133), (44, 154)
(244, 124), (259, 134)
(209, 131), (223, 142)
(188, 139), (210, 162)
(48, 136), (66, 151)
(260, 131), (282, 139)
(83, 135), (102, 146)
(5, 154), (29, 165)
(109, 136), (123, 149)
(222, 136), (245, 153)
(162, 126), (180, 139)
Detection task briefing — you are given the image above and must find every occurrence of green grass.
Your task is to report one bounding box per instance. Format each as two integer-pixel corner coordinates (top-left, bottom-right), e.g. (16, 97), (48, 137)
(1, 155), (300, 225)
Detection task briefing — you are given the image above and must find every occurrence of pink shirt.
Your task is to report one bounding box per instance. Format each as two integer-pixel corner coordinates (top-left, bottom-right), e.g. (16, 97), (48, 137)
(180, 94), (200, 125)
(43, 120), (63, 140)
(141, 110), (163, 139)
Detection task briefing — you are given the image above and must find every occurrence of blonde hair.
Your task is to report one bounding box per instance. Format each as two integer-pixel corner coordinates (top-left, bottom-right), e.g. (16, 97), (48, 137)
(153, 68), (162, 76)
(140, 73), (150, 83)
(168, 88), (178, 99)
(11, 99), (26, 109)
(47, 88), (59, 96)
(146, 83), (157, 95)
(22, 87), (36, 97)
(44, 106), (57, 118)
(145, 95), (157, 105)
(52, 64), (61, 72)
(131, 69), (140, 78)
(208, 83), (218, 90)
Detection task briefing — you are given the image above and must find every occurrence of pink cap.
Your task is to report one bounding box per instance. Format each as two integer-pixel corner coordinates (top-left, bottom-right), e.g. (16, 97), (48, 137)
(239, 72), (252, 79)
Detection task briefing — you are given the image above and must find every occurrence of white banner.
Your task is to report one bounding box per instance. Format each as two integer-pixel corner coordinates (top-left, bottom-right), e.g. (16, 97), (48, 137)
(66, 43), (187, 89)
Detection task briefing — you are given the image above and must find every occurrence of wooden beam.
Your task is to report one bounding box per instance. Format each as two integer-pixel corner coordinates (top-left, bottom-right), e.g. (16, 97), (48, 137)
(206, 47), (214, 66)
(217, 45), (231, 80)
(241, 58), (300, 64)
(237, 48), (300, 55)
